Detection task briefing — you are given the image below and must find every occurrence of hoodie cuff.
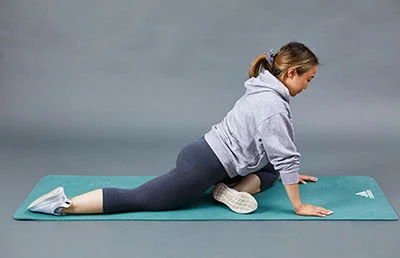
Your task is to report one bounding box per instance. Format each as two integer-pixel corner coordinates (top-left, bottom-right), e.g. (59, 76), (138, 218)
(280, 172), (299, 185)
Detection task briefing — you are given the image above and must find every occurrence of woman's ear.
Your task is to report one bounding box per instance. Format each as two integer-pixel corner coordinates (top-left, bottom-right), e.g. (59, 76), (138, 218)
(287, 67), (296, 78)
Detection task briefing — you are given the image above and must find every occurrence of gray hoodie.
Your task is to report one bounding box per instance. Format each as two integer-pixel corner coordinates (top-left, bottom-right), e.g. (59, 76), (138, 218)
(204, 70), (300, 185)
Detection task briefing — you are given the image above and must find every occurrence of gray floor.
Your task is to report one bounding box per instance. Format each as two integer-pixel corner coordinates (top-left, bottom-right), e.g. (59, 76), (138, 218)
(1, 133), (399, 258)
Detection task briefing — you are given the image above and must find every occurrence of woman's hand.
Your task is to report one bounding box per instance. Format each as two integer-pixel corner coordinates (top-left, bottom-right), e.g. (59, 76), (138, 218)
(295, 204), (333, 217)
(298, 174), (318, 184)
(295, 175), (333, 217)
(283, 180), (334, 218)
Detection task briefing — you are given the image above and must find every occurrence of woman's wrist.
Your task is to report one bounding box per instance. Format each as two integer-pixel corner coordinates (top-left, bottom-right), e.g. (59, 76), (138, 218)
(284, 183), (302, 211)
(294, 203), (303, 212)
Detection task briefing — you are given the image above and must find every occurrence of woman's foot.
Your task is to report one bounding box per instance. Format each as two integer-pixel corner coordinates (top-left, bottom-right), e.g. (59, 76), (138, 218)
(212, 183), (258, 214)
(27, 187), (72, 215)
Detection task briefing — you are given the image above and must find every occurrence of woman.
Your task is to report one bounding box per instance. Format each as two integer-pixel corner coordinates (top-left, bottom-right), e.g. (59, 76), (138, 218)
(28, 41), (333, 218)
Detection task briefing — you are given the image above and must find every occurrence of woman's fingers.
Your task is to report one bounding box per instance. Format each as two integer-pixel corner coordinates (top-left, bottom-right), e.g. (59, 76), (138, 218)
(299, 174), (318, 182)
(310, 209), (326, 217)
(316, 207), (333, 216)
(309, 206), (334, 217)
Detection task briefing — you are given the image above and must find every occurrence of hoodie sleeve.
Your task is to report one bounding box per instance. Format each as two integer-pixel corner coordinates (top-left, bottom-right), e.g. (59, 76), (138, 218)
(257, 113), (300, 185)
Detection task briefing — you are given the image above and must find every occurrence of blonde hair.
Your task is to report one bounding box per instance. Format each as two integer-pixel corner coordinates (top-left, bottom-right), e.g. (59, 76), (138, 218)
(248, 41), (319, 80)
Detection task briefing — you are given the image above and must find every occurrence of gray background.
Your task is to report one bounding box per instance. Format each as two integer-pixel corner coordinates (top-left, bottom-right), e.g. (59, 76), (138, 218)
(1, 0), (399, 258)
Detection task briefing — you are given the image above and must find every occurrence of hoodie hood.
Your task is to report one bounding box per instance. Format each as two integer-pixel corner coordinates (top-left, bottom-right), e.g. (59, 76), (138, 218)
(244, 70), (290, 104)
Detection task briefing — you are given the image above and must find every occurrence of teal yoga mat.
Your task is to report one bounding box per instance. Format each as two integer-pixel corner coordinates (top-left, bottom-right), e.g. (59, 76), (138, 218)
(13, 175), (398, 221)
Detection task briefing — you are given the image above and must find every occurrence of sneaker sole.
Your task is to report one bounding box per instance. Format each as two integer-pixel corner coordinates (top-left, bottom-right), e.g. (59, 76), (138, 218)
(27, 187), (64, 210)
(213, 183), (258, 214)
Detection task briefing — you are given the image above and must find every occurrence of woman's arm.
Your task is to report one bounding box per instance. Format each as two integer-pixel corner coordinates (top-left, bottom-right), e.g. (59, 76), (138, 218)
(258, 114), (333, 217)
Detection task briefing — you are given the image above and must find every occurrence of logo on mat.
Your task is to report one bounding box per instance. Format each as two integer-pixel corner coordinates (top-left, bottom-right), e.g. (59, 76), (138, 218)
(356, 190), (374, 199)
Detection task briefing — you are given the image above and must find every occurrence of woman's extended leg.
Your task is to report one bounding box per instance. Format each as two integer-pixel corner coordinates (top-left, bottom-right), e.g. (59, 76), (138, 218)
(60, 136), (229, 215)
(61, 162), (279, 215)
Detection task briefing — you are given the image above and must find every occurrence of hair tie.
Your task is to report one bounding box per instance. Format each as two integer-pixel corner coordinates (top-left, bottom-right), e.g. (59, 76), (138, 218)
(266, 49), (275, 66)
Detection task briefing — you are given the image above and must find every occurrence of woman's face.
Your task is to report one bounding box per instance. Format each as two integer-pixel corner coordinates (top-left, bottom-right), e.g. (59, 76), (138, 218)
(281, 66), (318, 97)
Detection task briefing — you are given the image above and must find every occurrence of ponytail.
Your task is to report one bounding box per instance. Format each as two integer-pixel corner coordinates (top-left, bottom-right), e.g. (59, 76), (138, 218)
(248, 54), (271, 78)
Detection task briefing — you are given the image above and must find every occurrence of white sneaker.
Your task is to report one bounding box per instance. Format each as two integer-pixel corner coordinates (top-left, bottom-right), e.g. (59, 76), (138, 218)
(27, 187), (72, 216)
(212, 183), (258, 214)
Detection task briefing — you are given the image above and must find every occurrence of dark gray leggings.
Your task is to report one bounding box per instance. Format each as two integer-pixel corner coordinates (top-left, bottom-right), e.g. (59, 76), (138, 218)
(102, 136), (280, 214)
